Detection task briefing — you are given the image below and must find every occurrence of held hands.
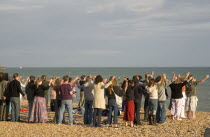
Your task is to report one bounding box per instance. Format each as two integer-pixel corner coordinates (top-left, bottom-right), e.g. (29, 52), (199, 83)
(206, 75), (209, 79)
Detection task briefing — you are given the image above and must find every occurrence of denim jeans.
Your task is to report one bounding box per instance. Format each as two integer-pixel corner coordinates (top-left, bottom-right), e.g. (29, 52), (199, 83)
(58, 100), (73, 125)
(10, 97), (20, 122)
(107, 99), (118, 124)
(84, 100), (93, 125)
(93, 108), (102, 127)
(156, 101), (167, 123)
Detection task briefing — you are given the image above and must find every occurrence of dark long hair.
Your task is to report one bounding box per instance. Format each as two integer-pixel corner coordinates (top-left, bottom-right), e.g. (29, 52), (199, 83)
(53, 78), (61, 91)
(94, 75), (103, 84)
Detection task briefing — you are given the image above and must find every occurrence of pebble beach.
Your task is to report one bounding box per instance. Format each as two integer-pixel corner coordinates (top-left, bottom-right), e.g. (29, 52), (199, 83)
(0, 100), (210, 137)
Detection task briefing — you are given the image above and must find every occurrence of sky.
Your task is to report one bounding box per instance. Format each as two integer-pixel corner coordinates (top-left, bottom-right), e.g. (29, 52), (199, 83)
(0, 0), (210, 67)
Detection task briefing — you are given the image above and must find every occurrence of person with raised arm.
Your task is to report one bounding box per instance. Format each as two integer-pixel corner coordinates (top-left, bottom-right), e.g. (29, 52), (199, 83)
(52, 78), (61, 123)
(146, 78), (158, 125)
(123, 79), (135, 127)
(77, 75), (94, 125)
(29, 78), (53, 123)
(156, 74), (168, 124)
(40, 75), (50, 110)
(58, 76), (77, 125)
(133, 75), (147, 126)
(185, 74), (209, 119)
(78, 75), (86, 110)
(92, 75), (114, 127)
(25, 76), (36, 121)
(169, 74), (193, 121)
(106, 76), (125, 128)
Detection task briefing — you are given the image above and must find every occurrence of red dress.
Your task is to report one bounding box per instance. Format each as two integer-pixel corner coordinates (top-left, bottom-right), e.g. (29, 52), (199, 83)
(123, 101), (135, 121)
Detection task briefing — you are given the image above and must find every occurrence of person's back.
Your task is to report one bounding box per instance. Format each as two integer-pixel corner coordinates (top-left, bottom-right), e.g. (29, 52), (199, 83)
(9, 79), (24, 97)
(0, 80), (7, 100)
(59, 83), (71, 100)
(157, 83), (167, 101)
(148, 85), (158, 99)
(58, 76), (75, 125)
(9, 73), (25, 122)
(169, 82), (186, 99)
(83, 81), (94, 101)
(126, 86), (135, 101)
(26, 81), (36, 102)
(42, 80), (49, 97)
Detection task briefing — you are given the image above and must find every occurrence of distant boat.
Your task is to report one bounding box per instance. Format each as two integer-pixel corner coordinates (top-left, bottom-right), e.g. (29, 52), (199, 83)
(0, 66), (6, 70)
(20, 66), (23, 69)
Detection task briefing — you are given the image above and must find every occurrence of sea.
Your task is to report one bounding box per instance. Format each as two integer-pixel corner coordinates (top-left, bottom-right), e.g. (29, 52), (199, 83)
(3, 67), (210, 112)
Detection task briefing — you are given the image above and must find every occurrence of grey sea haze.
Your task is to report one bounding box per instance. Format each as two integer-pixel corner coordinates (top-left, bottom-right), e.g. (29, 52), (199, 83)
(4, 67), (210, 112)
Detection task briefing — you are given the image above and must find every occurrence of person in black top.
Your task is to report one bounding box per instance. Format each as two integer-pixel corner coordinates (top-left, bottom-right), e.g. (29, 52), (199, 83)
(169, 75), (192, 120)
(25, 76), (36, 121)
(8, 73), (26, 122)
(123, 80), (135, 127)
(106, 76), (125, 128)
(133, 75), (147, 126)
(121, 76), (129, 112)
(29, 78), (52, 123)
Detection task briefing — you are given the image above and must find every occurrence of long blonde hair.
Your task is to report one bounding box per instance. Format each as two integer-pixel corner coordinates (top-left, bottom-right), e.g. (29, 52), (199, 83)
(107, 76), (117, 95)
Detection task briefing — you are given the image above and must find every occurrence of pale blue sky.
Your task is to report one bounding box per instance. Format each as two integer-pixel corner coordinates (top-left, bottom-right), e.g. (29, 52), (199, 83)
(0, 0), (210, 67)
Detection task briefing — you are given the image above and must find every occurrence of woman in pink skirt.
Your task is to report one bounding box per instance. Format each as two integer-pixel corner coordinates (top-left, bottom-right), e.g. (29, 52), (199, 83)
(29, 79), (52, 123)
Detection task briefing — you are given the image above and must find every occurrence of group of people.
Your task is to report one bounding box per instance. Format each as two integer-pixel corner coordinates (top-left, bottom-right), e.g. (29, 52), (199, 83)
(0, 71), (209, 128)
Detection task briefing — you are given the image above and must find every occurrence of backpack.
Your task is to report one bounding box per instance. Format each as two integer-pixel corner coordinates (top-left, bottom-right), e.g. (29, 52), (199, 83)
(112, 88), (122, 107)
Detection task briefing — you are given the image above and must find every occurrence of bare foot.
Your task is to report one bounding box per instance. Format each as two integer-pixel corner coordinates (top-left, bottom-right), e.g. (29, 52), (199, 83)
(125, 122), (128, 127)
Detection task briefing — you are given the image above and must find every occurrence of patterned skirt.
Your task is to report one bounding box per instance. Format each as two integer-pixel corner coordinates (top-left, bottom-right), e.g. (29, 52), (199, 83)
(123, 101), (135, 121)
(29, 96), (48, 123)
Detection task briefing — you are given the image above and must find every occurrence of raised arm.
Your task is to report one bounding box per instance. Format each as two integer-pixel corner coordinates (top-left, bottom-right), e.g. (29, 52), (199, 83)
(198, 75), (209, 85)
(151, 71), (155, 78)
(72, 76), (80, 83)
(76, 81), (84, 89)
(185, 72), (190, 80)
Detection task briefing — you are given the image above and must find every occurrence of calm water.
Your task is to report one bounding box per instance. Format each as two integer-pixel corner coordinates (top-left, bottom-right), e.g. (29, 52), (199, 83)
(3, 67), (210, 112)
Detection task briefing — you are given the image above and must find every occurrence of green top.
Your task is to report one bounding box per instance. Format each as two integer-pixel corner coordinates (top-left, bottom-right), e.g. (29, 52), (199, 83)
(42, 80), (49, 97)
(185, 81), (199, 97)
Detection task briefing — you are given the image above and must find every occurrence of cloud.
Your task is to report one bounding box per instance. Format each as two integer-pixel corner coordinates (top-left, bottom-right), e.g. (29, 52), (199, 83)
(0, 4), (44, 10)
(0, 0), (210, 67)
(84, 0), (164, 14)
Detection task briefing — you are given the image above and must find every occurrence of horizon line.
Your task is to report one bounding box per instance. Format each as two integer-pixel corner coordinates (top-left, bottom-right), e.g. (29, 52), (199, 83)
(4, 66), (210, 68)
